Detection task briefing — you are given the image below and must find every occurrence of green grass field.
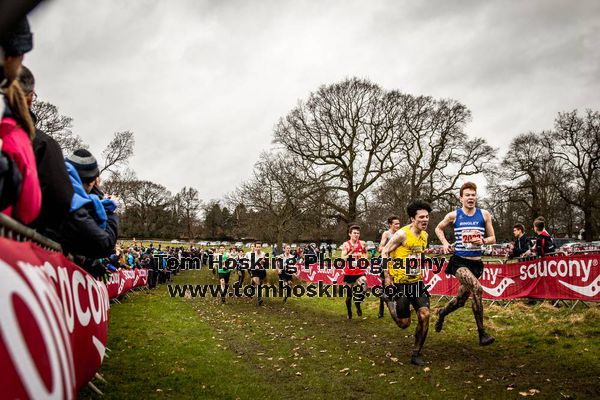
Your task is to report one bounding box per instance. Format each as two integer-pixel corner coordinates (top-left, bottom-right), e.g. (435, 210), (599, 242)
(79, 269), (600, 400)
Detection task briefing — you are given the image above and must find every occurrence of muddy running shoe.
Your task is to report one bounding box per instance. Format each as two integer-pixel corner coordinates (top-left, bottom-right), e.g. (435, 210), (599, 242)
(478, 330), (495, 346)
(411, 353), (425, 366)
(434, 308), (445, 333)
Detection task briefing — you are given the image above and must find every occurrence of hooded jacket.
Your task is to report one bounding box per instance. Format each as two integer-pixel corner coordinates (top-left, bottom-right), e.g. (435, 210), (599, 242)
(0, 107), (41, 224)
(46, 162), (119, 259)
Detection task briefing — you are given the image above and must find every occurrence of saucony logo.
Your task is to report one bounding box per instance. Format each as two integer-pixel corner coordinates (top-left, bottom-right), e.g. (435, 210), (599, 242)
(425, 274), (442, 290)
(307, 270), (317, 280)
(558, 275), (600, 298)
(481, 277), (514, 297)
(327, 271), (341, 283)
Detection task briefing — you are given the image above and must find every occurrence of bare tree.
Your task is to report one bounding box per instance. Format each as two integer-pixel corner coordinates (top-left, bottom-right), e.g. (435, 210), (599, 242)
(100, 130), (135, 175)
(102, 168), (138, 211)
(389, 94), (495, 208)
(31, 100), (87, 153)
(230, 151), (321, 249)
(551, 109), (600, 240)
(176, 187), (202, 240)
(273, 77), (402, 223)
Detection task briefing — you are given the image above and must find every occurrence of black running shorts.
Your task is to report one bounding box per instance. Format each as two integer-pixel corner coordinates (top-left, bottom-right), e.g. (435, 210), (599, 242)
(393, 282), (430, 319)
(445, 255), (484, 279)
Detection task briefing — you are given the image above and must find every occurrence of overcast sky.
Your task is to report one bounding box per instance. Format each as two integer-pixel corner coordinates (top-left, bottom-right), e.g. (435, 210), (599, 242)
(27, 0), (600, 202)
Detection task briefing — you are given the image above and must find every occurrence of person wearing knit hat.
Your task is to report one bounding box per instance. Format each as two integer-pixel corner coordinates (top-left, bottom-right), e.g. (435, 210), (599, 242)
(66, 148), (100, 191)
(43, 148), (120, 259)
(1, 17), (33, 88)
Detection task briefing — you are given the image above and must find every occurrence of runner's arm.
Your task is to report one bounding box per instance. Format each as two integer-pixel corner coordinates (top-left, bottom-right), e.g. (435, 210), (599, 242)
(381, 230), (406, 259)
(341, 242), (349, 260)
(482, 210), (496, 245)
(378, 231), (389, 253)
(435, 211), (456, 253)
(382, 231), (406, 285)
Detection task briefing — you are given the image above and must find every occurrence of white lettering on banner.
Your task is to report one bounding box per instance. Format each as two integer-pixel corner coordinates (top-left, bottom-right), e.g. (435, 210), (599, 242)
(57, 267), (75, 333)
(519, 258), (594, 282)
(558, 275), (600, 298)
(482, 268), (500, 285)
(73, 270), (90, 327)
(0, 260), (74, 400)
(108, 272), (119, 285)
(118, 275), (126, 294)
(87, 275), (102, 325)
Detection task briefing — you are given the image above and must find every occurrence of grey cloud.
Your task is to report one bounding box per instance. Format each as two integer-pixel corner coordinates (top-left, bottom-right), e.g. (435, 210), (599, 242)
(26, 0), (600, 200)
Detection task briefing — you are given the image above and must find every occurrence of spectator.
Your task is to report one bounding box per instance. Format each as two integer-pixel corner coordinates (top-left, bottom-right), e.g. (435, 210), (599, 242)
(508, 223), (530, 259)
(17, 65), (73, 232)
(0, 17), (41, 224)
(47, 149), (119, 258)
(523, 217), (555, 257)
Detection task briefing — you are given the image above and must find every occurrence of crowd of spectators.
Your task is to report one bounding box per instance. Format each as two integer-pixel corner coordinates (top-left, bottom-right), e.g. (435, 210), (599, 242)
(1, 18), (119, 275)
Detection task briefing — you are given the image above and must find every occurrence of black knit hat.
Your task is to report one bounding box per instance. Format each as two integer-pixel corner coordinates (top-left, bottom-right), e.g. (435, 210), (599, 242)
(1, 17), (33, 57)
(66, 149), (100, 179)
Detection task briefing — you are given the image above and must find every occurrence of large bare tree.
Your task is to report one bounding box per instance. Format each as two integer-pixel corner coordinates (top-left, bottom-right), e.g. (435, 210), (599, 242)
(273, 77), (401, 223)
(551, 109), (600, 240)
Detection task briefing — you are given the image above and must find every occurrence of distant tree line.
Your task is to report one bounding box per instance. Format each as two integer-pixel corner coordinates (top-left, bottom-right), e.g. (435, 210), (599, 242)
(37, 78), (600, 246)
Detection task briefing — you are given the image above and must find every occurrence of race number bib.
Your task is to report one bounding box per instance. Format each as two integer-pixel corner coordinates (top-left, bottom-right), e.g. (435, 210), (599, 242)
(462, 231), (482, 249)
(406, 246), (423, 277)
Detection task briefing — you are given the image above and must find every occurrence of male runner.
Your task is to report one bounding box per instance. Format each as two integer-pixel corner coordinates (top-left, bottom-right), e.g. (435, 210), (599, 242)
(381, 200), (431, 366)
(216, 246), (231, 304)
(250, 241), (267, 306)
(377, 215), (401, 318)
(235, 247), (246, 286)
(276, 244), (297, 303)
(434, 182), (496, 346)
(341, 225), (368, 319)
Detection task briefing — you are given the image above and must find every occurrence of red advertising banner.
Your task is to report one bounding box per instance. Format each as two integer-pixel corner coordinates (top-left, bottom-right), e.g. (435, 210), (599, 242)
(298, 253), (600, 301)
(0, 238), (110, 399)
(105, 268), (148, 299)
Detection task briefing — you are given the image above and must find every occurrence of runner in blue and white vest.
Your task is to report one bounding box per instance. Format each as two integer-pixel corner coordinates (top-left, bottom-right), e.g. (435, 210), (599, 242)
(434, 182), (496, 346)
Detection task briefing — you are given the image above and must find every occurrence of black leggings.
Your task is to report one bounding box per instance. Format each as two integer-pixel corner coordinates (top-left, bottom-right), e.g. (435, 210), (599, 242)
(441, 266), (485, 331)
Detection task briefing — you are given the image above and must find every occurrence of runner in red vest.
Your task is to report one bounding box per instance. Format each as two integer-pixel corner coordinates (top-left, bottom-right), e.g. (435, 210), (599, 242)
(341, 224), (368, 319)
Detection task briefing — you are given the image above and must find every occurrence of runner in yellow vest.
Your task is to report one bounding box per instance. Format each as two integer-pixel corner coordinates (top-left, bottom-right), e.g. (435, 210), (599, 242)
(381, 200), (432, 366)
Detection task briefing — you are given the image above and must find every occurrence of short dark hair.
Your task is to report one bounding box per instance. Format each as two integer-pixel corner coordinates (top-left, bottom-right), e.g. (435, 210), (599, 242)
(387, 215), (400, 225)
(534, 217), (545, 231)
(406, 199), (432, 219)
(460, 182), (477, 197)
(348, 224), (361, 234)
(513, 223), (525, 232)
